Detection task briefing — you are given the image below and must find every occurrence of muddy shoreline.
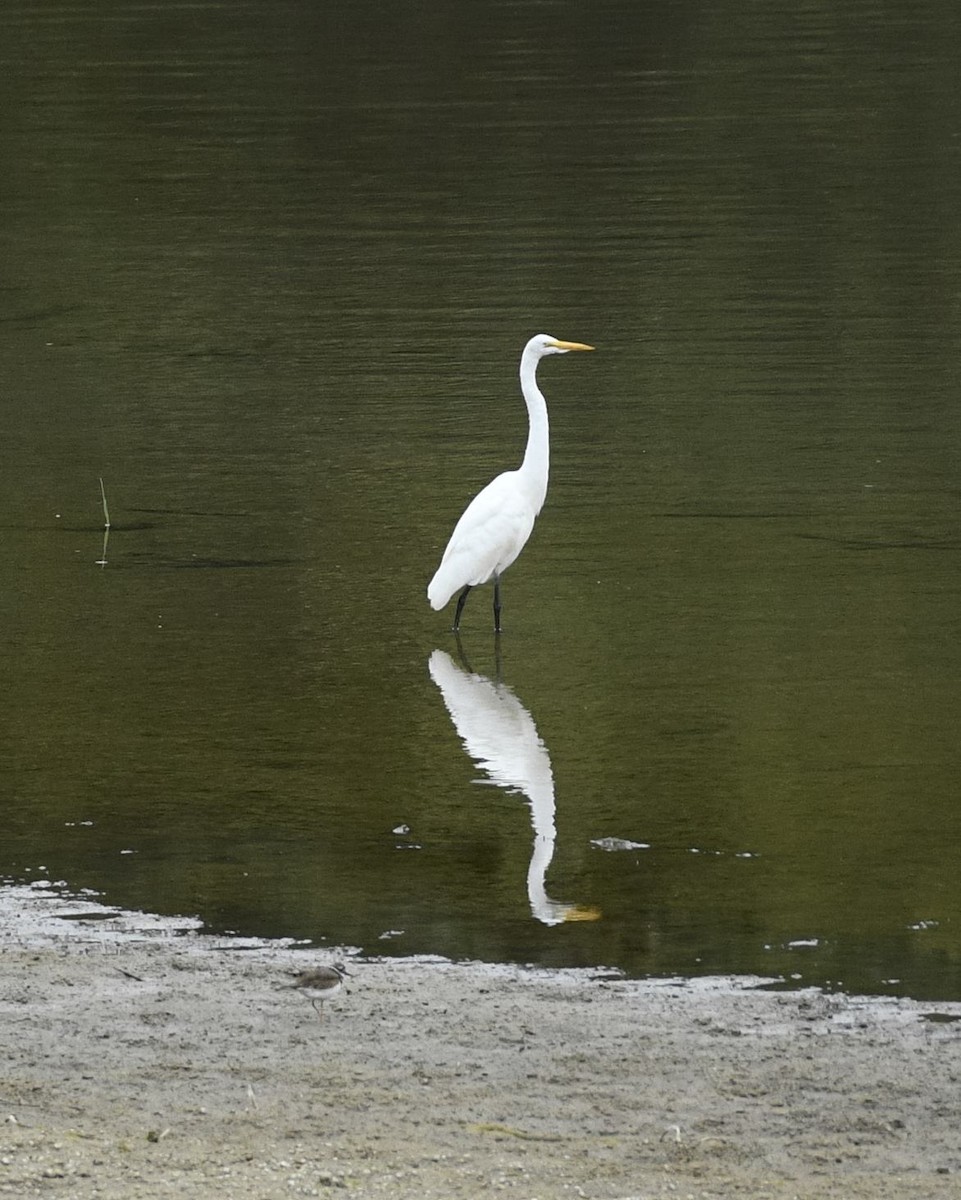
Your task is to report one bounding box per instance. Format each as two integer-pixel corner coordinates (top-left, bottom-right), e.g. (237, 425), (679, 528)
(1, 883), (959, 1198)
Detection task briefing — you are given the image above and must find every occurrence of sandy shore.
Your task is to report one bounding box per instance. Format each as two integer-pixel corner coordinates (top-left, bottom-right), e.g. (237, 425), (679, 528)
(1, 883), (959, 1199)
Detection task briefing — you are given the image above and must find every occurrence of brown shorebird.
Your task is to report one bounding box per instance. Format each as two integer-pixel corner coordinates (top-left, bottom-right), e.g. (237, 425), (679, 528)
(287, 963), (349, 1021)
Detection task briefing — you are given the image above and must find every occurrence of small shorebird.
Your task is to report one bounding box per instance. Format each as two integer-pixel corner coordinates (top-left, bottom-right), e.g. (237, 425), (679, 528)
(287, 963), (349, 1021)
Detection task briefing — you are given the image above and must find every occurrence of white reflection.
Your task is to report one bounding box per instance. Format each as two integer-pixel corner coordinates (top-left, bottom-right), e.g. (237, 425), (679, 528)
(428, 649), (600, 927)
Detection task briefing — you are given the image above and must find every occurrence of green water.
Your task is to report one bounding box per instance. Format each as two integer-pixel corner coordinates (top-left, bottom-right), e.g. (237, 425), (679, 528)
(2, 0), (961, 999)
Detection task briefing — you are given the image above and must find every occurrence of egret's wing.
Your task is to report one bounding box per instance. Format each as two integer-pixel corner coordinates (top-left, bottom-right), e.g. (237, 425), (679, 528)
(427, 472), (536, 610)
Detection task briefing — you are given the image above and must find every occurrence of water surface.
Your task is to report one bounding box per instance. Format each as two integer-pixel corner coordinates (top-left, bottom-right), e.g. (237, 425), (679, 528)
(3, 0), (961, 999)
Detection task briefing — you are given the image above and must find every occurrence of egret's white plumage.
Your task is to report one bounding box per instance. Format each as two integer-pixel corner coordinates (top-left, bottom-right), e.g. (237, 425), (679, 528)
(427, 333), (594, 632)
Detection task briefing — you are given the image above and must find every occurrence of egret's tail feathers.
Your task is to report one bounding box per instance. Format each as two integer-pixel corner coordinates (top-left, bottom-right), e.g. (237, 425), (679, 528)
(427, 570), (453, 612)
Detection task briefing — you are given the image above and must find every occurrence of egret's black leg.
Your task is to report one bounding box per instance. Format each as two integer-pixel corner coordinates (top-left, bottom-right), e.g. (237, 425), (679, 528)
(453, 585), (471, 632)
(453, 631), (474, 673)
(493, 576), (502, 633)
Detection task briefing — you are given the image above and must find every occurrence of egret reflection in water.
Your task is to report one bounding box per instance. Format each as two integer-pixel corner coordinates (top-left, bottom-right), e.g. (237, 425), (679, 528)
(428, 650), (600, 927)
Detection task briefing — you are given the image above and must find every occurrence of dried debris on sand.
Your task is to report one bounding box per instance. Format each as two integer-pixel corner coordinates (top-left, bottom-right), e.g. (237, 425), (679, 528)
(1, 884), (959, 1198)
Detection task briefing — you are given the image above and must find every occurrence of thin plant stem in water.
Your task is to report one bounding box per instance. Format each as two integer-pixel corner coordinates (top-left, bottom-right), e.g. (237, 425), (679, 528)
(99, 476), (111, 529)
(96, 477), (110, 568)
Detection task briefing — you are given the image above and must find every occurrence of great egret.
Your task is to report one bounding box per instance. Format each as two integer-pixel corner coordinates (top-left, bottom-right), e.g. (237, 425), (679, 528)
(427, 333), (595, 632)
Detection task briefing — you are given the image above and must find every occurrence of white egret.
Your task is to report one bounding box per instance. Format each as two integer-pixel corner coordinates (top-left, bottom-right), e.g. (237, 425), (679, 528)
(427, 333), (595, 632)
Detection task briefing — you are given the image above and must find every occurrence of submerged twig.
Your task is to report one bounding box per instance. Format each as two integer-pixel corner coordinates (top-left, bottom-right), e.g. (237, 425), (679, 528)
(96, 477), (110, 567)
(99, 477), (111, 529)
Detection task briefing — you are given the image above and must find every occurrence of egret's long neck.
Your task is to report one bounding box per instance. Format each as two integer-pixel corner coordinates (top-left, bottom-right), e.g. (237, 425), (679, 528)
(519, 349), (549, 509)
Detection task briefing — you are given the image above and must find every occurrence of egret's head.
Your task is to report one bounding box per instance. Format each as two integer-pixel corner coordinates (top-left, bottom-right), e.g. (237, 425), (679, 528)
(530, 333), (595, 357)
